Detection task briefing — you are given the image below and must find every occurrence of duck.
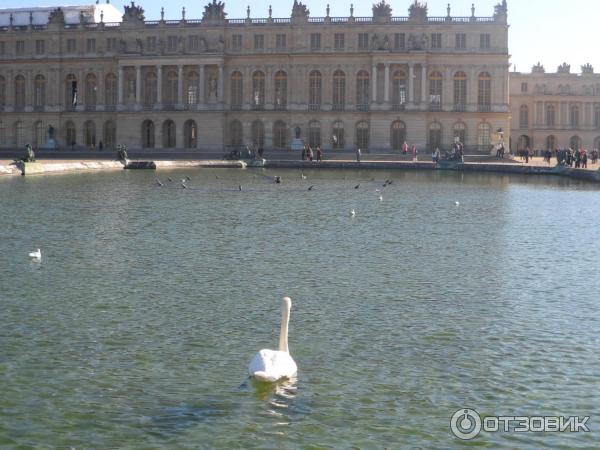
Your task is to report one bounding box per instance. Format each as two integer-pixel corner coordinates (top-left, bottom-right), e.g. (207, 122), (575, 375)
(29, 248), (41, 260)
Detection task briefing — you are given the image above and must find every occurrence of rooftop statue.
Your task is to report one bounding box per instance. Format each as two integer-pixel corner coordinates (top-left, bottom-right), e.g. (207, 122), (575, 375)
(408, 0), (428, 22)
(372, 0), (392, 20)
(48, 7), (65, 25)
(203, 0), (227, 23)
(557, 62), (571, 74)
(122, 1), (144, 22)
(531, 62), (545, 73)
(581, 63), (594, 74)
(292, 0), (309, 19)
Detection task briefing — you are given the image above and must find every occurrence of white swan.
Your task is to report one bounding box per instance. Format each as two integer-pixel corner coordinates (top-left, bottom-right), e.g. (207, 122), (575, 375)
(29, 248), (41, 259)
(248, 297), (297, 382)
(351, 209), (356, 217)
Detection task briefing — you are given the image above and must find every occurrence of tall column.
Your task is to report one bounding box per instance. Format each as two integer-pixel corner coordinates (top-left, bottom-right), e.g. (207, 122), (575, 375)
(421, 65), (428, 104)
(117, 66), (124, 106)
(408, 64), (414, 104)
(533, 102), (538, 128)
(156, 65), (162, 109)
(136, 65), (142, 108)
(384, 64), (390, 103)
(97, 68), (105, 111)
(198, 64), (205, 106)
(372, 65), (377, 104)
(218, 64), (224, 104)
(177, 65), (184, 107)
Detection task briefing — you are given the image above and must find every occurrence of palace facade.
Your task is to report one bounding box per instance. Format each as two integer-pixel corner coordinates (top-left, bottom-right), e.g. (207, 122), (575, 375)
(510, 62), (600, 152)
(0, 1), (510, 152)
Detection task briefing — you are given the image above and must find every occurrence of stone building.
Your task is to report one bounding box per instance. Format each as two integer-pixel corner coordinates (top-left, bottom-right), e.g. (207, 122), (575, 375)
(0, 0), (510, 152)
(510, 62), (600, 152)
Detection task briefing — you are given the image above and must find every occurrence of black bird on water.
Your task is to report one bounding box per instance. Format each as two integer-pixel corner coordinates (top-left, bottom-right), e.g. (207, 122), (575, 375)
(155, 178), (163, 186)
(354, 184), (360, 189)
(168, 177), (173, 182)
(181, 182), (188, 189)
(308, 185), (314, 191)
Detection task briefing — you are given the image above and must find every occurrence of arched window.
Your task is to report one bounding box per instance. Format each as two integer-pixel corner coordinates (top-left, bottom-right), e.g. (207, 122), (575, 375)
(333, 70), (346, 111)
(429, 71), (442, 110)
(65, 74), (77, 110)
(546, 104), (555, 127)
(477, 72), (491, 112)
(252, 71), (265, 109)
(84, 73), (97, 110)
(105, 73), (117, 108)
(356, 70), (370, 111)
(144, 71), (157, 108)
(33, 121), (45, 149)
(0, 76), (6, 109)
(355, 121), (369, 149)
(230, 120), (243, 146)
(309, 70), (322, 111)
(34, 75), (46, 110)
(519, 105), (529, 129)
(392, 70), (406, 110)
(570, 105), (580, 128)
(141, 120), (155, 148)
(184, 120), (197, 148)
(570, 135), (581, 150)
(65, 121), (76, 147)
(453, 71), (467, 110)
(428, 122), (442, 149)
(186, 71), (199, 105)
(332, 120), (344, 149)
(13, 121), (24, 146)
(162, 120), (176, 147)
(103, 121), (116, 149)
(308, 120), (321, 148)
(0, 121), (6, 146)
(595, 106), (600, 129)
(273, 120), (287, 149)
(453, 122), (467, 144)
(390, 121), (406, 150)
(251, 120), (264, 149)
(84, 120), (96, 148)
(477, 122), (491, 150)
(14, 75), (26, 110)
(274, 70), (287, 110)
(517, 135), (530, 151)
(165, 71), (178, 106)
(230, 71), (243, 110)
(546, 135), (556, 151)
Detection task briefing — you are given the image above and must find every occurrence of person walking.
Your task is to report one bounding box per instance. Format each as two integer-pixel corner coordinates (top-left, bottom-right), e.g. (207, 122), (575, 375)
(356, 148), (361, 162)
(411, 144), (418, 161)
(401, 141), (408, 155)
(301, 146), (306, 161)
(308, 146), (314, 161)
(316, 146), (322, 162)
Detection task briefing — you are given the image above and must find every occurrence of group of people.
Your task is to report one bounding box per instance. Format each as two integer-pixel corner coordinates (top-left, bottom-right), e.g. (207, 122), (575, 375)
(301, 146), (323, 162)
(522, 147), (599, 168)
(401, 141), (419, 161)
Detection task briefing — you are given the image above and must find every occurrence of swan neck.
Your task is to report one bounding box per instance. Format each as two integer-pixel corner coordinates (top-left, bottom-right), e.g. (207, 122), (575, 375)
(278, 299), (291, 353)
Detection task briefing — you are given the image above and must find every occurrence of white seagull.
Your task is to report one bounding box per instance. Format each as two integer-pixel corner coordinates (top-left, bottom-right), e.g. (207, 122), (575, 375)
(248, 297), (298, 383)
(351, 209), (356, 217)
(29, 248), (41, 260)
(455, 201), (460, 206)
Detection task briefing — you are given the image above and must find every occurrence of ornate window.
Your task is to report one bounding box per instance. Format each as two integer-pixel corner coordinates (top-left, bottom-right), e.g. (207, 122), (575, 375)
(453, 122), (467, 144)
(252, 71), (265, 109)
(230, 71), (243, 110)
(84, 120), (96, 148)
(546, 104), (555, 127)
(105, 73), (117, 108)
(165, 71), (178, 107)
(570, 135), (581, 150)
(85, 73), (97, 110)
(308, 120), (321, 148)
(162, 120), (176, 147)
(429, 71), (442, 110)
(33, 121), (45, 148)
(65, 121), (76, 147)
(103, 121), (116, 149)
(428, 122), (442, 149)
(14, 75), (26, 110)
(390, 120), (406, 150)
(332, 120), (344, 149)
(453, 71), (467, 110)
(230, 120), (243, 146)
(332, 70), (346, 111)
(251, 120), (264, 149)
(477, 122), (491, 150)
(392, 70), (406, 110)
(309, 70), (322, 111)
(274, 70), (287, 110)
(144, 71), (157, 108)
(141, 120), (155, 148)
(14, 121), (24, 146)
(273, 120), (287, 149)
(519, 105), (529, 129)
(356, 70), (370, 111)
(184, 120), (197, 148)
(65, 74), (77, 109)
(477, 72), (491, 112)
(34, 75), (46, 110)
(546, 135), (556, 151)
(355, 121), (369, 149)
(570, 105), (580, 128)
(186, 71), (199, 105)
